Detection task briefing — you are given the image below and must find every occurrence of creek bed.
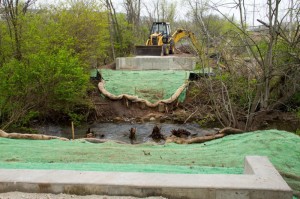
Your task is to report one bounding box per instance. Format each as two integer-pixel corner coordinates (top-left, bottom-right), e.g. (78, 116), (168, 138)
(34, 122), (216, 144)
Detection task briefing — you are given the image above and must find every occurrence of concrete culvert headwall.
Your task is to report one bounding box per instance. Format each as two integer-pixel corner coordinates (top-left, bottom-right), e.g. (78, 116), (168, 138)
(116, 56), (197, 70)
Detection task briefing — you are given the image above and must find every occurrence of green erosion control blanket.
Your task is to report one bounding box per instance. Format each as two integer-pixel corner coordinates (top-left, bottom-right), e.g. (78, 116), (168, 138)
(99, 69), (189, 103)
(0, 130), (299, 196)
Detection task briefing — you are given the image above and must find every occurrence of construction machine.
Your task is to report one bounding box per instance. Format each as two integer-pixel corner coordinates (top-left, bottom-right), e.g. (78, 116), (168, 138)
(135, 22), (201, 56)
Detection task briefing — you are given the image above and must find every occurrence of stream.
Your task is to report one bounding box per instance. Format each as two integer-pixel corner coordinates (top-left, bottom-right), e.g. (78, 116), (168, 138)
(34, 122), (216, 144)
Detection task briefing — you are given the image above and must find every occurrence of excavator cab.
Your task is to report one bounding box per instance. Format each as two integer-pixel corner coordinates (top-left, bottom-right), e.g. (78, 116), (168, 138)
(149, 22), (172, 45)
(150, 22), (170, 37)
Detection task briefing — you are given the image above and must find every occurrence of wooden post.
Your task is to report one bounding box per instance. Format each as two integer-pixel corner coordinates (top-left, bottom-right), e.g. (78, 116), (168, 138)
(71, 122), (75, 140)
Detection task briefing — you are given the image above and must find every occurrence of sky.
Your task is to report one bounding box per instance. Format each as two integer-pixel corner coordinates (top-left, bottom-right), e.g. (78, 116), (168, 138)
(39, 0), (292, 26)
(207, 0), (292, 26)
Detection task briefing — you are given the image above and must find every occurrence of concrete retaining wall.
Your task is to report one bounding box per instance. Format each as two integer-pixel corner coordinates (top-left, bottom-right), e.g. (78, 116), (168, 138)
(116, 56), (197, 70)
(0, 156), (293, 199)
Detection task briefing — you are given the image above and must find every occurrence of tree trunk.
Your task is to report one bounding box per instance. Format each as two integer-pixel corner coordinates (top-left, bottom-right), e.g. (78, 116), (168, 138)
(106, 0), (116, 60)
(1, 0), (35, 61)
(106, 0), (122, 51)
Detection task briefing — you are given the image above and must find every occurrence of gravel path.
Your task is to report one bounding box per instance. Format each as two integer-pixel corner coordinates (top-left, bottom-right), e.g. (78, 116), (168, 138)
(0, 192), (166, 199)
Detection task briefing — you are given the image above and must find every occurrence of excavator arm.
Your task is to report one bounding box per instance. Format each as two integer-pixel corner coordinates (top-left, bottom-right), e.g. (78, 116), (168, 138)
(171, 29), (202, 55)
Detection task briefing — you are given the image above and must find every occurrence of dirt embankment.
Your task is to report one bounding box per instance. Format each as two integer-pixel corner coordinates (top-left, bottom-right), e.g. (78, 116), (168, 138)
(90, 80), (299, 132)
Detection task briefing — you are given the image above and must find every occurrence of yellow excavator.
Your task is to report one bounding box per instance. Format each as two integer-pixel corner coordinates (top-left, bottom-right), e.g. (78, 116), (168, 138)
(135, 22), (201, 56)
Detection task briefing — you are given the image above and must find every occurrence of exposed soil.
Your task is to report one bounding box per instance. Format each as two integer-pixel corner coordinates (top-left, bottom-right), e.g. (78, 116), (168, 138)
(98, 62), (116, 70)
(90, 79), (300, 133)
(92, 94), (159, 123)
(251, 110), (300, 132)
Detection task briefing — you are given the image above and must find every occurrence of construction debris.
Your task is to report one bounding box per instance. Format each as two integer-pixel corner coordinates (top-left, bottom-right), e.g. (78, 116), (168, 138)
(166, 127), (244, 144)
(149, 125), (165, 140)
(171, 128), (191, 138)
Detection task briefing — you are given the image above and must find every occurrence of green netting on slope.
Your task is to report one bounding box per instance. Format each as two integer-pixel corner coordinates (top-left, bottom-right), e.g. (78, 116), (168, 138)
(99, 69), (189, 103)
(0, 130), (299, 196)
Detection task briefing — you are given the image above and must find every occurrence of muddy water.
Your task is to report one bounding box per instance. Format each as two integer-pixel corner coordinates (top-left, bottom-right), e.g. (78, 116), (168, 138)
(35, 122), (216, 144)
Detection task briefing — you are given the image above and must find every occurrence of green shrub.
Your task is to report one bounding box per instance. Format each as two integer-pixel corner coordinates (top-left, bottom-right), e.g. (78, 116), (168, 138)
(295, 129), (300, 136)
(0, 49), (90, 128)
(68, 112), (86, 126)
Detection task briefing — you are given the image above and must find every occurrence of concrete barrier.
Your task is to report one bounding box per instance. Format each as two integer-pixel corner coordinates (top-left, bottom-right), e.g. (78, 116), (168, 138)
(0, 156), (293, 199)
(116, 56), (197, 70)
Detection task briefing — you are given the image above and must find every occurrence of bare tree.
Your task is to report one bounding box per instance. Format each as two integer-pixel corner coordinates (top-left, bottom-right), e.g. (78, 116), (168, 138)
(143, 0), (177, 24)
(186, 0), (210, 37)
(237, 0), (247, 30)
(124, 0), (141, 27)
(124, 0), (142, 47)
(1, 0), (36, 60)
(226, 0), (299, 128)
(185, 0), (300, 129)
(143, 0), (158, 26)
(159, 0), (176, 23)
(105, 0), (123, 57)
